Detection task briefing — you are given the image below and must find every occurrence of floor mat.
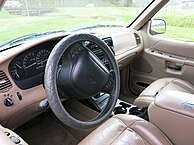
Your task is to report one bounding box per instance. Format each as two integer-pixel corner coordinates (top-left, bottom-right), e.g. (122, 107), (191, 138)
(15, 100), (98, 145)
(15, 112), (79, 145)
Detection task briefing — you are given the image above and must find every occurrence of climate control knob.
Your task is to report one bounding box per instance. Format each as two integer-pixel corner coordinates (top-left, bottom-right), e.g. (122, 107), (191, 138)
(4, 98), (14, 107)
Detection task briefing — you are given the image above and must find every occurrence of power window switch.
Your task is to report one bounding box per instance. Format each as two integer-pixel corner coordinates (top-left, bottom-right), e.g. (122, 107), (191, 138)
(10, 136), (20, 144)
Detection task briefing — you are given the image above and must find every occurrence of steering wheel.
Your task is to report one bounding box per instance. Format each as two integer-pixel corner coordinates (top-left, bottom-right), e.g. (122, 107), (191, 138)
(44, 33), (120, 129)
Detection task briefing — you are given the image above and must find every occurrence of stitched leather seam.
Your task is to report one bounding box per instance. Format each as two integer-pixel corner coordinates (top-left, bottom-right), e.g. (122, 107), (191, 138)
(109, 126), (146, 145)
(114, 116), (143, 128)
(143, 123), (172, 145)
(109, 126), (128, 144)
(156, 79), (175, 95)
(131, 121), (172, 145)
(109, 127), (128, 144)
(131, 121), (154, 145)
(127, 127), (147, 145)
(109, 117), (142, 144)
(172, 79), (194, 93)
(119, 120), (147, 145)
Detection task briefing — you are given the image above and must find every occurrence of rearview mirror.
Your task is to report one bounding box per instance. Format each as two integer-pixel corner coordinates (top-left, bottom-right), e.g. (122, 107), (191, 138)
(150, 19), (166, 35)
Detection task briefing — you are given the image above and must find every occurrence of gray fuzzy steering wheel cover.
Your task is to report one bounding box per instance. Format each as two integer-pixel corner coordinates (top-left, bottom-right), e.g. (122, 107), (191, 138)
(44, 33), (120, 129)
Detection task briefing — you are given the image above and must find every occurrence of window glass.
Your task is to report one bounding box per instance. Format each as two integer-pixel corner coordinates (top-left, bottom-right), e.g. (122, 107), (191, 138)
(153, 0), (194, 42)
(0, 0), (153, 43)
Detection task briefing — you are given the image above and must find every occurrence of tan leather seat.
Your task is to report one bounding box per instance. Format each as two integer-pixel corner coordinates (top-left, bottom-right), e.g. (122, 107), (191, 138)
(79, 114), (172, 145)
(134, 78), (194, 107)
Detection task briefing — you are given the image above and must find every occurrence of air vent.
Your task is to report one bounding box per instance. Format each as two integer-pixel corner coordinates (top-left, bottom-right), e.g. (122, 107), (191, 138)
(103, 37), (113, 47)
(102, 37), (115, 54)
(86, 37), (114, 67)
(90, 45), (109, 66)
(134, 33), (141, 45)
(0, 70), (12, 93)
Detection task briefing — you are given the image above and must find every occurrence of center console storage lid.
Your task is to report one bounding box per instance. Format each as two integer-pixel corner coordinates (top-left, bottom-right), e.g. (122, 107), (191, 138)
(154, 90), (194, 118)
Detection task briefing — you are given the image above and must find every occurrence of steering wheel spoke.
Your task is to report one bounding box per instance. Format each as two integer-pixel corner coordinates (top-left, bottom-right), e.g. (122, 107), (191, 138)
(101, 70), (115, 93)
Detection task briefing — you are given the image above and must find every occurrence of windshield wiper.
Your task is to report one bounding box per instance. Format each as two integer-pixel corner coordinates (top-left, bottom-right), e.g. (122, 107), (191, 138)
(0, 30), (66, 47)
(69, 24), (123, 32)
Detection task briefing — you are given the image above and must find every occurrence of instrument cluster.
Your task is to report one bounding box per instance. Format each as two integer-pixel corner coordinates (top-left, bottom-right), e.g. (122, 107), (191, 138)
(9, 49), (50, 80)
(8, 40), (59, 89)
(8, 37), (114, 90)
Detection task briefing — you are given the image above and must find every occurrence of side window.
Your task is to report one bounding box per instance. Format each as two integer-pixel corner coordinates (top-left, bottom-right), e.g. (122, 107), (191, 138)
(151, 0), (194, 42)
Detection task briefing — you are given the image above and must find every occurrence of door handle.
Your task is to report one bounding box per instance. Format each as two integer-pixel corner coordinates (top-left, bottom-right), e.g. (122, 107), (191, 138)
(166, 61), (183, 71)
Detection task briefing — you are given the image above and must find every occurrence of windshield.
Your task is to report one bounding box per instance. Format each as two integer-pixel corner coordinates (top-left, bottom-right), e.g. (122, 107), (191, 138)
(0, 0), (153, 43)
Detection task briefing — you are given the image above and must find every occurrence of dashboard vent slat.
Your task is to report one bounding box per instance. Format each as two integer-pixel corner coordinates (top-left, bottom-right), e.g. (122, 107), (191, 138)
(91, 47), (109, 66)
(0, 70), (12, 93)
(87, 37), (114, 67)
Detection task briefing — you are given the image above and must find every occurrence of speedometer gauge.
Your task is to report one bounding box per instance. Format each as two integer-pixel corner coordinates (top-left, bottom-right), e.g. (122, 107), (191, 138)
(23, 53), (36, 69)
(36, 49), (50, 69)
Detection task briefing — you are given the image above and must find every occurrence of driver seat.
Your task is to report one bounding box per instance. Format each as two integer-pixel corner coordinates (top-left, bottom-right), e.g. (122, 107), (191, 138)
(79, 114), (172, 145)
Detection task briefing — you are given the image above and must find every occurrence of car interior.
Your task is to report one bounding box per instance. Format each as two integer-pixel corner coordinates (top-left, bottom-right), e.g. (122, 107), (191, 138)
(0, 0), (194, 144)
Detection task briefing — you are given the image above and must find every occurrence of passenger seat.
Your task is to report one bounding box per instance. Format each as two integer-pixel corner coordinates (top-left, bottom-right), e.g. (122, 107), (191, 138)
(134, 78), (194, 107)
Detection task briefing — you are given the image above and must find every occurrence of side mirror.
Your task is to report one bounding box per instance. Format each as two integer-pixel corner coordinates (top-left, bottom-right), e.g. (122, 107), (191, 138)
(150, 19), (166, 35)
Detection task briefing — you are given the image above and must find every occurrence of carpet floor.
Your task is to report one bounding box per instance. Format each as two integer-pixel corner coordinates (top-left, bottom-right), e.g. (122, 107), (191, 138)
(15, 100), (98, 145)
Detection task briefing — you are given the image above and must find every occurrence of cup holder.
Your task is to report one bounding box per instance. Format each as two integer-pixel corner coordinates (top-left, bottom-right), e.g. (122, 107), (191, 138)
(113, 106), (127, 115)
(119, 102), (131, 108)
(113, 100), (148, 120)
(129, 107), (146, 116)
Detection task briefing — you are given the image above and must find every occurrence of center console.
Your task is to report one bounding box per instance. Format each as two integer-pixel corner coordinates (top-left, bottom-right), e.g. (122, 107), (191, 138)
(112, 99), (148, 120)
(91, 93), (148, 120)
(148, 91), (194, 145)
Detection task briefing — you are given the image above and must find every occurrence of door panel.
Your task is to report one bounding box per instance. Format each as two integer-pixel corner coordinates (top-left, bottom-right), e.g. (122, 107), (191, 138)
(129, 25), (194, 95)
(152, 38), (194, 58)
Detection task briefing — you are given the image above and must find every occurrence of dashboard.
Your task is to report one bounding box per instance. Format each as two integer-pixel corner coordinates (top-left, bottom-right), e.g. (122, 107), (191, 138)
(0, 28), (143, 129)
